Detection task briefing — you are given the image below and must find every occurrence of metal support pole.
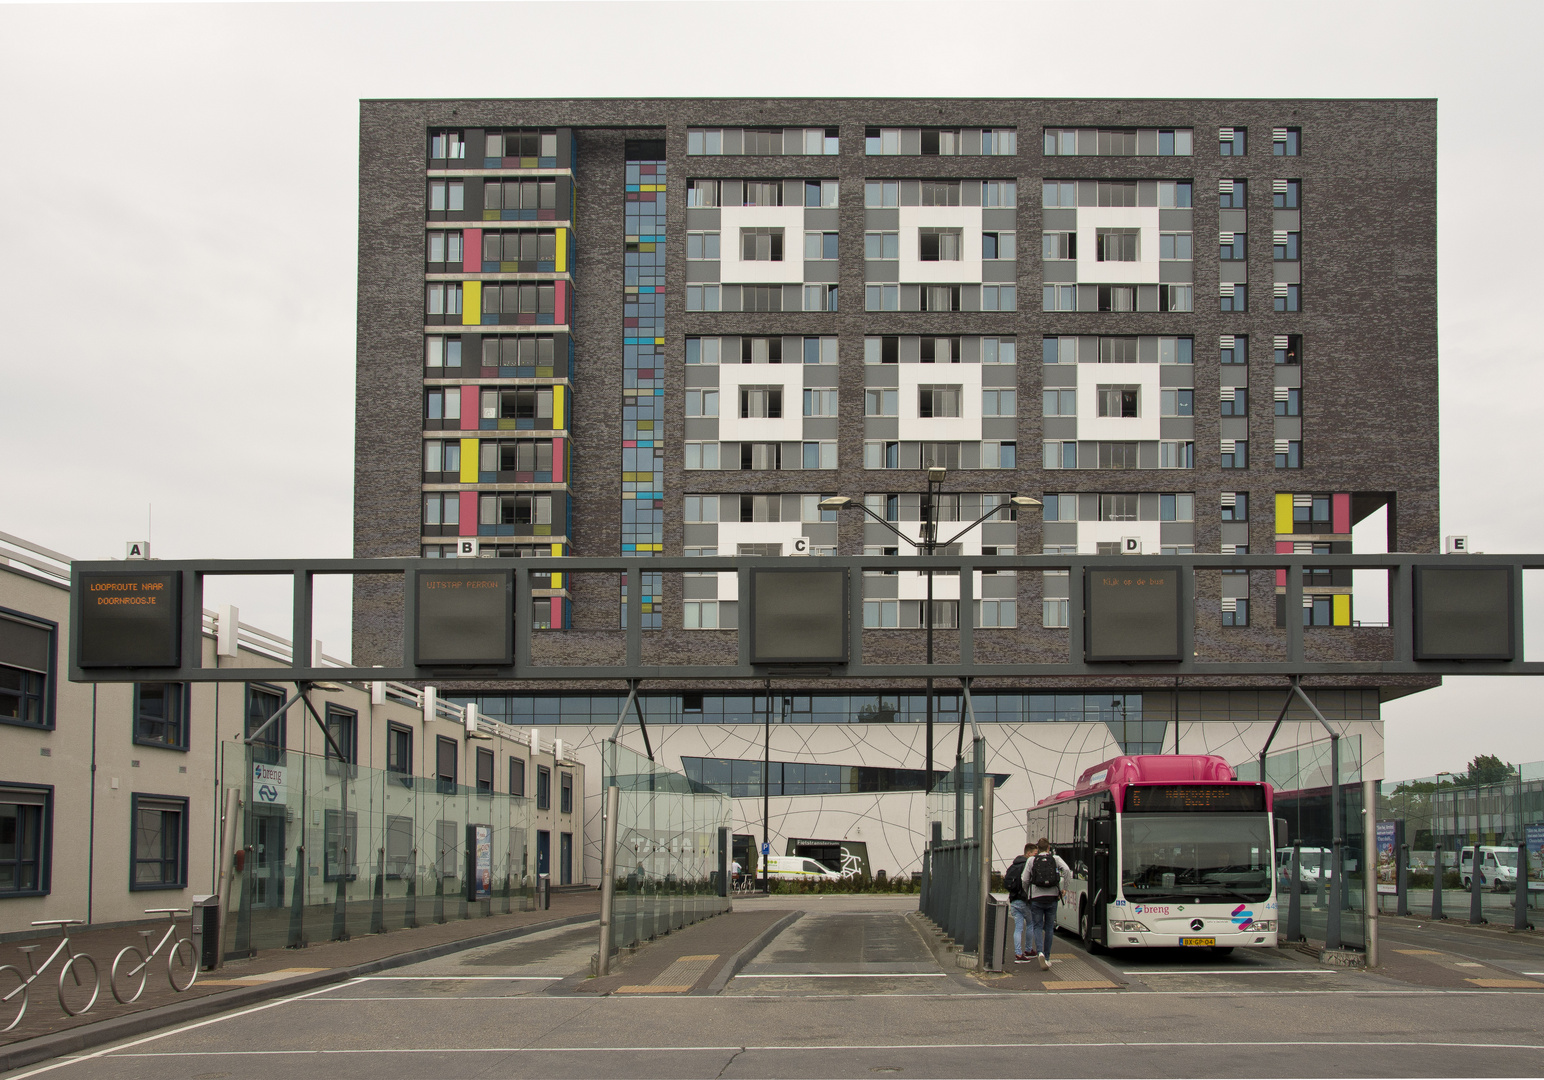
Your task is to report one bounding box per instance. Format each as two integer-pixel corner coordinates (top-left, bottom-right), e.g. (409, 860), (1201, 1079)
(597, 783), (620, 975)
(1397, 843), (1410, 917)
(1470, 836), (1486, 924)
(1286, 841), (1302, 941)
(1516, 843), (1532, 931)
(1431, 844), (1445, 920)
(924, 485), (936, 794)
(213, 786), (241, 970)
(1364, 777), (1378, 967)
(762, 679), (771, 895)
(1326, 734), (1342, 950)
(976, 777), (995, 971)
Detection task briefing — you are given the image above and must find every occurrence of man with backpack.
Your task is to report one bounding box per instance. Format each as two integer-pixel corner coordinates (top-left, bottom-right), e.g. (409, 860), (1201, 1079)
(1025, 837), (1071, 970)
(1003, 843), (1035, 963)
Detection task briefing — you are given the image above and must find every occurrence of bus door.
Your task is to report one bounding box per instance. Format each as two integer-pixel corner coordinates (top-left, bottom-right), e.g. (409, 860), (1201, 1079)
(1088, 816), (1114, 946)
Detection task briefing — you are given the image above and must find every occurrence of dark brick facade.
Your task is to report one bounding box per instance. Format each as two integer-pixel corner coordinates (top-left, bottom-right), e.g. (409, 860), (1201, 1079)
(353, 99), (1438, 699)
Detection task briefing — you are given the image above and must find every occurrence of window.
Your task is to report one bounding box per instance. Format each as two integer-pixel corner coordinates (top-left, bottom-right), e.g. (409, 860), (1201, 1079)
(560, 773), (573, 814)
(919, 385), (962, 418)
(920, 285), (961, 311)
(131, 794), (187, 890)
(686, 231), (720, 260)
(1042, 284), (1076, 312)
(1043, 599), (1070, 628)
(1042, 128), (1192, 156)
(981, 180), (1017, 207)
(1158, 181), (1193, 208)
(1097, 386), (1139, 418)
(802, 441), (838, 469)
(324, 705), (357, 777)
(430, 130), (465, 159)
(424, 283), (462, 317)
(684, 495), (719, 523)
(1221, 492), (1249, 521)
(976, 599), (1017, 628)
(686, 285), (720, 311)
(244, 684), (285, 765)
(684, 600), (721, 629)
(1273, 128), (1301, 156)
(1275, 284), (1302, 312)
(981, 441), (1017, 468)
(1275, 335), (1301, 365)
(1096, 229), (1140, 262)
(1273, 180), (1301, 209)
(1221, 388), (1248, 416)
(1042, 231), (1075, 260)
(1223, 599), (1250, 626)
(387, 723), (412, 776)
(482, 230), (558, 264)
(1160, 441), (1195, 469)
(480, 283), (555, 316)
(476, 747), (494, 794)
(1160, 389), (1194, 417)
(982, 232), (1016, 260)
(803, 388), (838, 417)
(1096, 181), (1138, 207)
(918, 180), (963, 206)
(1043, 441), (1078, 469)
(1275, 388), (1302, 417)
(1221, 285), (1247, 312)
(424, 336), (463, 369)
(1222, 440), (1248, 469)
(981, 285), (1016, 311)
(1274, 232), (1300, 260)
(1218, 180), (1245, 210)
(1097, 442), (1139, 468)
(133, 684), (187, 750)
(482, 179), (556, 211)
(1042, 180), (1076, 207)
(804, 179), (840, 207)
(1219, 127), (1247, 156)
(741, 443), (782, 470)
(1160, 285), (1193, 312)
(739, 386), (783, 419)
(982, 389), (1017, 417)
(684, 442), (720, 470)
(1042, 389), (1076, 416)
(427, 180), (465, 212)
(435, 735), (458, 794)
(509, 758), (526, 797)
(742, 285), (783, 312)
(919, 228), (962, 261)
(687, 179), (720, 207)
(685, 389), (719, 417)
(0, 613), (52, 730)
(1220, 233), (1247, 260)
(0, 785), (50, 896)
(1098, 286), (1137, 312)
(982, 337), (1016, 365)
(425, 230), (464, 265)
(865, 337), (900, 364)
(485, 128), (558, 159)
(803, 336), (838, 364)
(803, 284), (839, 311)
(740, 228), (784, 261)
(865, 231), (900, 260)
(864, 180), (899, 207)
(861, 387), (895, 419)
(1099, 494), (1139, 521)
(536, 766), (551, 810)
(804, 231), (839, 260)
(1275, 440), (1303, 469)
(1221, 335), (1248, 365)
(737, 337), (783, 363)
(1159, 233), (1192, 261)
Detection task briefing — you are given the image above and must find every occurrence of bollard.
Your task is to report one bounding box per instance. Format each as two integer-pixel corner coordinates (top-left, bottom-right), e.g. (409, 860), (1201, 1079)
(1469, 846), (1485, 925)
(1431, 844), (1445, 920)
(1516, 844), (1533, 932)
(1397, 844), (1410, 917)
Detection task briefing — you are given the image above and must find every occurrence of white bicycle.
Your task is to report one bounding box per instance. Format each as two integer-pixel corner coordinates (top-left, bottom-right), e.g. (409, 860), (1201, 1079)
(0, 919), (100, 1031)
(110, 908), (199, 1004)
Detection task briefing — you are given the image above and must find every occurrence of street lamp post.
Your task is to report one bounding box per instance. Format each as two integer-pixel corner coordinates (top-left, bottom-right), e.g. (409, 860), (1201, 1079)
(821, 477), (1040, 792)
(1438, 770), (1460, 873)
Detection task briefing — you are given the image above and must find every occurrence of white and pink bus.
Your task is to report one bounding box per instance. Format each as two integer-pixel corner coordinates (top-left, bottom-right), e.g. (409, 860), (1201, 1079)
(1024, 754), (1281, 955)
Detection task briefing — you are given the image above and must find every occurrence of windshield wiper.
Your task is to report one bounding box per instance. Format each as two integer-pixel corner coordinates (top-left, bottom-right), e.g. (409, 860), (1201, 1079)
(1193, 887), (1267, 902)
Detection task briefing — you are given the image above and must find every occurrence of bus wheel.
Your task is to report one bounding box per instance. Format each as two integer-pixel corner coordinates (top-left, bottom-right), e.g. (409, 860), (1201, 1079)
(1079, 902), (1101, 953)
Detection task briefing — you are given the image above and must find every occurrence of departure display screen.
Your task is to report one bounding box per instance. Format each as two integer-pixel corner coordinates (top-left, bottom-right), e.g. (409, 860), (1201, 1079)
(1125, 784), (1267, 813)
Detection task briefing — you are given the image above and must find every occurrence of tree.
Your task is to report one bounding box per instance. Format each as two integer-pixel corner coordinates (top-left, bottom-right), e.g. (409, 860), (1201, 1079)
(1464, 754), (1515, 786)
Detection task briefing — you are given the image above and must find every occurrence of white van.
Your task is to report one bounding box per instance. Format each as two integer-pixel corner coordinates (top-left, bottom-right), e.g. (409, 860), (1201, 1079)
(1459, 846), (1518, 891)
(765, 855), (843, 882)
(1276, 847), (1333, 891)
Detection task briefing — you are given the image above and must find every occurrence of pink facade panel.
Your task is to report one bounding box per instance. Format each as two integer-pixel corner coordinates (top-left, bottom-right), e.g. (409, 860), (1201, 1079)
(550, 598), (564, 629)
(552, 438), (565, 482)
(555, 280), (568, 324)
(458, 492), (478, 537)
(463, 228), (482, 272)
(1276, 541), (1293, 587)
(460, 386), (480, 430)
(1332, 493), (1351, 535)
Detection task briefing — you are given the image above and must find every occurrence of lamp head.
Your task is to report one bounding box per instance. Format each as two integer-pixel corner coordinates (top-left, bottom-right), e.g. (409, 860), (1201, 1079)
(927, 466), (948, 484)
(1009, 496), (1043, 508)
(818, 496), (853, 510)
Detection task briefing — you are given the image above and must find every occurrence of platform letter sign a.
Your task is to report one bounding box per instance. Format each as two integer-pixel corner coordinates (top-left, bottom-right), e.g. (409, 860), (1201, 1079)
(749, 568), (848, 665)
(414, 570), (513, 666)
(1413, 566), (1514, 661)
(1084, 566), (1182, 662)
(75, 571), (181, 667)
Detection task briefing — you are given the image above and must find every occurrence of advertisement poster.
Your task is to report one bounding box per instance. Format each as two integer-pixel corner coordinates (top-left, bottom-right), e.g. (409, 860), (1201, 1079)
(1375, 820), (1401, 894)
(468, 824), (492, 901)
(1527, 823), (1544, 883)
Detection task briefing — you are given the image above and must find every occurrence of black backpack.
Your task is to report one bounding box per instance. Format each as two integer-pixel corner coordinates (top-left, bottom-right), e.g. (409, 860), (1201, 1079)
(1028, 852), (1060, 889)
(1005, 858), (1028, 899)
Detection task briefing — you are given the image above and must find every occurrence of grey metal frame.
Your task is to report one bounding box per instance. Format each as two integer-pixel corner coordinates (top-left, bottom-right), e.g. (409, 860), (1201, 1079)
(68, 552), (1539, 683)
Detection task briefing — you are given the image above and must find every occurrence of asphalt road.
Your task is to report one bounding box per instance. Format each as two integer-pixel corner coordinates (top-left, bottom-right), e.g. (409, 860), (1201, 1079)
(5, 897), (1541, 1079)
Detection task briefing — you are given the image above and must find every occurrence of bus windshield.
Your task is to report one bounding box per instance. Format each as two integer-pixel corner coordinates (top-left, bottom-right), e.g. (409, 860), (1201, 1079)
(1121, 812), (1273, 902)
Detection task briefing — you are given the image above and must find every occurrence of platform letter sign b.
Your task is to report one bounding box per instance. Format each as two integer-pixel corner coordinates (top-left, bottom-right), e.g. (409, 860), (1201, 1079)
(458, 539), (479, 558)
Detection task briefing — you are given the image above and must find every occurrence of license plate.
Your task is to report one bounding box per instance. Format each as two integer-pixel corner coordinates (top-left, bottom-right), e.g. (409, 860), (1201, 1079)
(1181, 937), (1216, 947)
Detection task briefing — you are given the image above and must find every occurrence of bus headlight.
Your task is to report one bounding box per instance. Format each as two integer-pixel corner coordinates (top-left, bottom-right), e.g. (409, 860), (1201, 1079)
(1246, 920), (1276, 932)
(1109, 920), (1150, 933)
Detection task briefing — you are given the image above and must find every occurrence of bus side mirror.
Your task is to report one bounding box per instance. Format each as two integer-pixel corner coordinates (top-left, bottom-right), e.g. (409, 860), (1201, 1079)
(1275, 818), (1288, 850)
(1093, 819), (1113, 851)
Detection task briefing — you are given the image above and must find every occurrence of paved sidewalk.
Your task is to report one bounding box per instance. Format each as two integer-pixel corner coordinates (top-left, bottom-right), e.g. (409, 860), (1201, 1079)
(579, 908), (797, 996)
(0, 889), (600, 1054)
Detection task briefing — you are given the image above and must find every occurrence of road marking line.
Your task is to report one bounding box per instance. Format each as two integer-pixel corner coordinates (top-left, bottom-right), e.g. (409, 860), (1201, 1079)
(103, 1039), (1544, 1057)
(1, 980), (363, 1079)
(1466, 978), (1542, 988)
(1125, 969), (1328, 975)
(735, 972), (948, 979)
(349, 975), (559, 981)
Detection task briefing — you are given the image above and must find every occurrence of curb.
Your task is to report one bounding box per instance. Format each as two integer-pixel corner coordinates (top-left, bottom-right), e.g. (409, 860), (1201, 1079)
(0, 911), (597, 1073)
(700, 911), (803, 995)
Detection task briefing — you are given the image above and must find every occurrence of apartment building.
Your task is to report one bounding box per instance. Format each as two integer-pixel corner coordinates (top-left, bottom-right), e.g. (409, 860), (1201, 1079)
(353, 99), (1436, 879)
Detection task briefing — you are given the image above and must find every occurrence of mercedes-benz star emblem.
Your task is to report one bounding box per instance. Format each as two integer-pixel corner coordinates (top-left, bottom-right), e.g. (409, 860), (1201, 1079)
(1190, 918), (1205, 932)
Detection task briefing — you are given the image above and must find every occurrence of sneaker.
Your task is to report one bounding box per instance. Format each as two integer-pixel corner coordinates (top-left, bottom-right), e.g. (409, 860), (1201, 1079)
(1037, 953), (1051, 970)
(1014, 953), (1031, 963)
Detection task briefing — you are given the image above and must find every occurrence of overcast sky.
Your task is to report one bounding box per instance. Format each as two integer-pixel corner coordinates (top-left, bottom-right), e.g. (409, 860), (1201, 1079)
(1, 0), (1539, 780)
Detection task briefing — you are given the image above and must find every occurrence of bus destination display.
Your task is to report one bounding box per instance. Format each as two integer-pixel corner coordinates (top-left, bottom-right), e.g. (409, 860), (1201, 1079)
(75, 571), (182, 667)
(1084, 566), (1182, 662)
(1125, 784), (1266, 813)
(414, 570), (513, 666)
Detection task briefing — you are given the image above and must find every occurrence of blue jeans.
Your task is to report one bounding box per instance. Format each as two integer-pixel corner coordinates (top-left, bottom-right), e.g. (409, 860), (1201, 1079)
(1028, 897), (1058, 958)
(1009, 898), (1031, 956)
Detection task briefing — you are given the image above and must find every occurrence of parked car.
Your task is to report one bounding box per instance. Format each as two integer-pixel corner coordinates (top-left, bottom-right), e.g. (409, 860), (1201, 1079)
(1460, 846), (1518, 892)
